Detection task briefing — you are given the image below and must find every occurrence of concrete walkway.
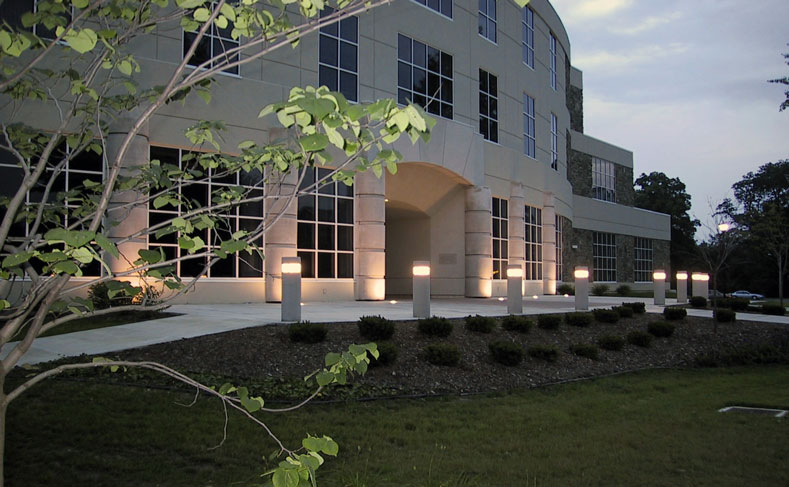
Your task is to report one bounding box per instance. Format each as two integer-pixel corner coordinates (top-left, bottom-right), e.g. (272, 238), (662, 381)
(3, 296), (787, 367)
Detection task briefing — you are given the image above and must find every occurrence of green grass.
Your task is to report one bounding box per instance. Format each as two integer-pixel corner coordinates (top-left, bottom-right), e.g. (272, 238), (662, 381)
(7, 366), (789, 486)
(12, 311), (179, 339)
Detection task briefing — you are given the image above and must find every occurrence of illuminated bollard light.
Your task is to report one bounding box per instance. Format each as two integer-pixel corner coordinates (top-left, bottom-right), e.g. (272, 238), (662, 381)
(676, 271), (688, 304)
(574, 267), (589, 311)
(653, 270), (666, 306)
(281, 257), (302, 322)
(413, 261), (431, 319)
(506, 265), (523, 315)
(691, 272), (709, 300)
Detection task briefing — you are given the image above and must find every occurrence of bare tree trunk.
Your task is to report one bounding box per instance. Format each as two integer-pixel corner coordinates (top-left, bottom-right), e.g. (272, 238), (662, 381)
(780, 255), (785, 308)
(712, 273), (718, 334)
(0, 369), (6, 487)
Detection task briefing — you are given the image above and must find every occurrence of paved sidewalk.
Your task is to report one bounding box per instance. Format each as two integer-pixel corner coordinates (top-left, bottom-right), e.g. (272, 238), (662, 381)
(3, 296), (787, 366)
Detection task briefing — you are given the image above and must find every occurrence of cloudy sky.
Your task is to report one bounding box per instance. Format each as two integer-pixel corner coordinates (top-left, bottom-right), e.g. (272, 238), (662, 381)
(550, 0), (788, 236)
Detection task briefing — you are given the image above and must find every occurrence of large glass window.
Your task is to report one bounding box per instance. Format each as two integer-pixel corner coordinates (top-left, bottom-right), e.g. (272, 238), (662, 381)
(411, 0), (452, 18)
(593, 232), (616, 283)
(183, 3), (240, 75)
(479, 69), (498, 143)
(397, 34), (453, 119)
(523, 93), (536, 158)
(550, 113), (558, 170)
(147, 146), (265, 278)
(555, 214), (563, 282)
(319, 8), (358, 102)
(521, 6), (534, 68)
(592, 157), (616, 202)
(524, 205), (542, 280)
(634, 237), (653, 283)
(549, 33), (557, 91)
(297, 167), (354, 279)
(478, 0), (497, 43)
(492, 197), (508, 280)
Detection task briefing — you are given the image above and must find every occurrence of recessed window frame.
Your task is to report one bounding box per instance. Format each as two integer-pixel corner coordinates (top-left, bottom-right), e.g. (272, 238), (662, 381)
(479, 69), (498, 143)
(492, 197), (508, 280)
(634, 237), (653, 283)
(550, 113), (558, 170)
(397, 33), (454, 119)
(555, 214), (563, 282)
(549, 32), (557, 91)
(593, 231), (617, 283)
(318, 7), (359, 102)
(524, 205), (542, 281)
(592, 157), (616, 203)
(410, 0), (453, 19)
(478, 0), (497, 44)
(182, 2), (241, 76)
(523, 93), (536, 158)
(521, 6), (534, 69)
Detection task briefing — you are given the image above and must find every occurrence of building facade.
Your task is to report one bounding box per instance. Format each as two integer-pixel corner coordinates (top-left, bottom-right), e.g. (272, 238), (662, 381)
(0, 0), (670, 303)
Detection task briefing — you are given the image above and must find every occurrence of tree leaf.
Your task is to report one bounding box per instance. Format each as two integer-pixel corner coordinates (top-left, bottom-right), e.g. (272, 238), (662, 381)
(176, 0), (206, 8)
(52, 261), (81, 276)
(193, 7), (211, 22)
(63, 28), (99, 54)
(94, 233), (120, 258)
(2, 251), (34, 269)
(70, 247), (93, 264)
(298, 134), (328, 152)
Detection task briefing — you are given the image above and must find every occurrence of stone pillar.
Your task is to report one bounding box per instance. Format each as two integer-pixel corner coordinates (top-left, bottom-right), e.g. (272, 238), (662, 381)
(265, 169), (298, 302)
(508, 183), (525, 291)
(354, 171), (386, 300)
(465, 185), (492, 298)
(542, 193), (557, 294)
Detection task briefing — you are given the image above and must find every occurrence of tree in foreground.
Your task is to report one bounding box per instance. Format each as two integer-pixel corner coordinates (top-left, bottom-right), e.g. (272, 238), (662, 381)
(769, 46), (788, 111)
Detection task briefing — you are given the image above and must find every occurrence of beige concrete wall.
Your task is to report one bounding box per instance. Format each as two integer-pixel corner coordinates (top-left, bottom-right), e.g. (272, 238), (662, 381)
(572, 195), (671, 241)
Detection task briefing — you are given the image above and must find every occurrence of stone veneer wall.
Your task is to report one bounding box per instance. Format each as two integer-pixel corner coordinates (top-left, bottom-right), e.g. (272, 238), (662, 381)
(653, 239), (671, 277)
(567, 149), (592, 197)
(564, 225), (593, 283)
(567, 86), (583, 133)
(559, 215), (572, 282)
(617, 235), (634, 284)
(616, 165), (635, 206)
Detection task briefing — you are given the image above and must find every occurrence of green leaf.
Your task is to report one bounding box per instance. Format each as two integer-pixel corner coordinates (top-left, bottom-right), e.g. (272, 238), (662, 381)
(324, 352), (341, 366)
(61, 27), (99, 54)
(193, 7), (211, 22)
(315, 370), (335, 387)
(70, 247), (93, 264)
(298, 134), (329, 152)
(176, 0), (206, 8)
(138, 249), (163, 264)
(118, 60), (133, 76)
(0, 299), (10, 310)
(52, 261), (81, 276)
(2, 251), (34, 269)
(94, 233), (120, 259)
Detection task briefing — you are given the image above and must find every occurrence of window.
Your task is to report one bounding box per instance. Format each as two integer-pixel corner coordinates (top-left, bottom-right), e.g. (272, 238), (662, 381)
(1, 0), (71, 39)
(593, 232), (616, 282)
(319, 8), (358, 102)
(183, 3), (240, 75)
(523, 93), (535, 158)
(592, 157), (616, 202)
(479, 69), (498, 142)
(524, 205), (542, 280)
(147, 146), (265, 278)
(297, 167), (354, 279)
(550, 113), (558, 170)
(555, 214), (563, 282)
(397, 34), (453, 119)
(521, 7), (534, 68)
(634, 237), (653, 283)
(492, 197), (508, 280)
(549, 33), (557, 90)
(411, 0), (452, 18)
(478, 0), (496, 43)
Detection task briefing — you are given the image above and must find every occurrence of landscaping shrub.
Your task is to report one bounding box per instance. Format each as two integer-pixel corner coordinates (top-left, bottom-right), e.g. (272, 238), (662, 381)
(570, 343), (599, 360)
(715, 308), (736, 323)
(565, 312), (593, 327)
(357, 315), (395, 340)
(488, 340), (525, 366)
(417, 316), (453, 337)
(615, 284), (631, 296)
(593, 308), (619, 324)
(713, 298), (749, 311)
(622, 301), (647, 314)
(663, 307), (687, 321)
(424, 343), (461, 366)
(591, 284), (609, 296)
(501, 315), (534, 333)
(689, 296), (707, 308)
(368, 342), (398, 367)
(557, 283), (574, 295)
(648, 321), (676, 338)
(612, 305), (634, 318)
(528, 345), (560, 362)
(288, 321), (328, 344)
(465, 314), (497, 333)
(88, 281), (133, 310)
(695, 338), (789, 367)
(597, 334), (625, 351)
(537, 314), (562, 330)
(627, 330), (653, 348)
(762, 304), (786, 316)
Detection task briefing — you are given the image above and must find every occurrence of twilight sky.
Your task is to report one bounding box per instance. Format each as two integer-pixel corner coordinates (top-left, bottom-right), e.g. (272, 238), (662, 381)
(550, 0), (788, 235)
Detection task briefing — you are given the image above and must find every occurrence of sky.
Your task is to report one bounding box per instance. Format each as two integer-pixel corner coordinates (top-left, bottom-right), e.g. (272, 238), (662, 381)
(549, 0), (789, 236)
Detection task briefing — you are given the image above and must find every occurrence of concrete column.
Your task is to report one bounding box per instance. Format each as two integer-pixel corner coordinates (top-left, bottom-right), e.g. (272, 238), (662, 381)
(542, 192), (557, 295)
(281, 256), (302, 322)
(465, 185), (492, 297)
(676, 271), (688, 304)
(354, 171), (386, 300)
(508, 183), (525, 291)
(265, 169), (298, 302)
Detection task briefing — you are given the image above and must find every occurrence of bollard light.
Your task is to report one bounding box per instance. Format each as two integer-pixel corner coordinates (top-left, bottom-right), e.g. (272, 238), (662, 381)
(676, 271), (688, 304)
(653, 269), (666, 306)
(692, 272), (709, 300)
(413, 261), (430, 318)
(506, 264), (523, 315)
(281, 257), (302, 322)
(574, 266), (589, 311)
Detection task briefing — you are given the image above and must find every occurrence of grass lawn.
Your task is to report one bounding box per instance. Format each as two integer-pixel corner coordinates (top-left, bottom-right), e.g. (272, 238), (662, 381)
(11, 310), (179, 339)
(7, 366), (789, 486)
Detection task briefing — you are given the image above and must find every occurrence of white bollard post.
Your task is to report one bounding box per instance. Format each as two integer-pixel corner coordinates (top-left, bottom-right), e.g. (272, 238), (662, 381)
(413, 261), (431, 318)
(281, 257), (302, 322)
(574, 267), (589, 311)
(692, 273), (709, 300)
(676, 271), (688, 304)
(507, 265), (523, 315)
(653, 270), (666, 306)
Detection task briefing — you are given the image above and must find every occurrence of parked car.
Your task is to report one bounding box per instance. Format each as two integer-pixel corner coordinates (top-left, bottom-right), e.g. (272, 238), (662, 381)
(708, 290), (725, 299)
(730, 290), (765, 300)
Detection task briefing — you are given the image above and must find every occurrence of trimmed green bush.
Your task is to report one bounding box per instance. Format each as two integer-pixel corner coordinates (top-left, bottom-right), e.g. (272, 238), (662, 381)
(597, 334), (625, 351)
(528, 345), (560, 362)
(288, 321), (328, 344)
(648, 321), (676, 338)
(715, 308), (737, 323)
(537, 314), (562, 330)
(488, 340), (525, 366)
(368, 342), (398, 367)
(689, 296), (707, 308)
(663, 307), (687, 321)
(557, 283), (574, 296)
(593, 308), (620, 324)
(565, 312), (593, 327)
(424, 343), (461, 366)
(713, 298), (749, 311)
(591, 283), (609, 296)
(465, 314), (496, 333)
(615, 284), (631, 296)
(570, 343), (599, 360)
(622, 301), (647, 314)
(612, 305), (634, 318)
(357, 315), (395, 340)
(501, 315), (534, 333)
(417, 316), (453, 337)
(762, 304), (786, 316)
(88, 281), (134, 310)
(627, 330), (653, 348)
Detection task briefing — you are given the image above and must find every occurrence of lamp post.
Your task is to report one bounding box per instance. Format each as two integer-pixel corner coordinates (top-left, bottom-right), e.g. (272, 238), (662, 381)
(574, 266), (589, 311)
(653, 270), (666, 306)
(506, 264), (523, 315)
(676, 271), (688, 304)
(413, 261), (430, 318)
(281, 257), (302, 322)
